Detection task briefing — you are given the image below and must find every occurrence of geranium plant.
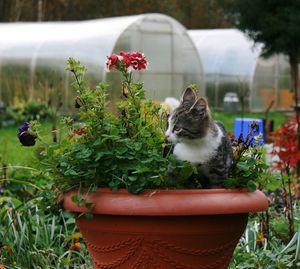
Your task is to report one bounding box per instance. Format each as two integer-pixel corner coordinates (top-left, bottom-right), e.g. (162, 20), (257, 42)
(18, 52), (268, 195)
(24, 52), (195, 195)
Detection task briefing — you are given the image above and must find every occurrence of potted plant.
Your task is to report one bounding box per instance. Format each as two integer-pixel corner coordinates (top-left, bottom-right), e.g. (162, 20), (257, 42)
(19, 52), (268, 269)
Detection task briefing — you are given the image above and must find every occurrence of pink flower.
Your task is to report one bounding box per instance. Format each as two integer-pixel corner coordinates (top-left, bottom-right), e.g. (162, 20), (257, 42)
(130, 52), (148, 70)
(106, 53), (120, 71)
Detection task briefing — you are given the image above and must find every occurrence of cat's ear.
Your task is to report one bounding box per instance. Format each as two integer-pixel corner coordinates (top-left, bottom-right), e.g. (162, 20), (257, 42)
(181, 87), (197, 103)
(187, 97), (207, 113)
(197, 97), (208, 109)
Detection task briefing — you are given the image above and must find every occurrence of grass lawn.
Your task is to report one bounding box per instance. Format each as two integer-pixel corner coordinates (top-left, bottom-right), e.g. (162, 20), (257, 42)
(0, 121), (54, 166)
(0, 111), (292, 166)
(213, 111), (290, 132)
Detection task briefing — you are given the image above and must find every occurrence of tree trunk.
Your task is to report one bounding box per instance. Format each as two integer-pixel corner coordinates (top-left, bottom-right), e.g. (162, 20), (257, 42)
(37, 0), (43, 21)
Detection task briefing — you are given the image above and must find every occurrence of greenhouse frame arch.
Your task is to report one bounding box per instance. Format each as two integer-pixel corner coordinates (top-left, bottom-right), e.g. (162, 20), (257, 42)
(0, 14), (204, 111)
(189, 29), (293, 112)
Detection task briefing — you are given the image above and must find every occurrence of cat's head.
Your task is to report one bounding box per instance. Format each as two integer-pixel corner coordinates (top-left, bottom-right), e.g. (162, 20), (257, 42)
(165, 87), (211, 143)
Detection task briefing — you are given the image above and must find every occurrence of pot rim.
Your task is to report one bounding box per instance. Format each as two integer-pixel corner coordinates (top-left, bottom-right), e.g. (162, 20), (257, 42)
(63, 188), (269, 216)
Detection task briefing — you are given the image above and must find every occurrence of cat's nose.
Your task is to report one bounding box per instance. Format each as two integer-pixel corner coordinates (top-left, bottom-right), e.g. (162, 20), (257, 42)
(165, 133), (172, 143)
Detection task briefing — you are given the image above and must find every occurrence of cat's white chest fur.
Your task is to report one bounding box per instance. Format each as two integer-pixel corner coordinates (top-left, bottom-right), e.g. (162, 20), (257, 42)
(173, 126), (223, 164)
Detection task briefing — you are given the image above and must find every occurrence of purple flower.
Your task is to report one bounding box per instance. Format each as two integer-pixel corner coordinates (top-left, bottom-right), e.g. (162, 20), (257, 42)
(18, 121), (30, 134)
(18, 121), (37, 146)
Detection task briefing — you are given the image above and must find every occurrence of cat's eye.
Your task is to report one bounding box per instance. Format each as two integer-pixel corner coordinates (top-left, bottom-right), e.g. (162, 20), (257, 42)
(173, 126), (181, 132)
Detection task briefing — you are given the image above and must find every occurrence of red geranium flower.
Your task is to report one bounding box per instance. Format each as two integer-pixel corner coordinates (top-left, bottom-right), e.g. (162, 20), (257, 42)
(106, 53), (120, 71)
(105, 52), (148, 72)
(119, 52), (132, 68)
(130, 52), (148, 70)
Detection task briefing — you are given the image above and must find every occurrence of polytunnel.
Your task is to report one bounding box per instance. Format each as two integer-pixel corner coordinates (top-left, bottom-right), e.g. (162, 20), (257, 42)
(0, 14), (204, 111)
(189, 29), (293, 112)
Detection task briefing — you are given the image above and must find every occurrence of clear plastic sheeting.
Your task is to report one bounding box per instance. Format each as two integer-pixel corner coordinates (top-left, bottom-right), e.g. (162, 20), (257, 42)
(189, 29), (293, 112)
(0, 14), (204, 111)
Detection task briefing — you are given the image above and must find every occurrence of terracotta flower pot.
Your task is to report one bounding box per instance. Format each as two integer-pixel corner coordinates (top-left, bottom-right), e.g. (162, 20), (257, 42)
(63, 188), (268, 269)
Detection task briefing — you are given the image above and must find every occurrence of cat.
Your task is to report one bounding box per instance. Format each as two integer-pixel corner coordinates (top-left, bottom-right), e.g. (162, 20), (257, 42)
(165, 87), (233, 188)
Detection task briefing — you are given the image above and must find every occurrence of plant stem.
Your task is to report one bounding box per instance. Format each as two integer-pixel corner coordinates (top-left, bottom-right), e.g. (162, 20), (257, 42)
(286, 167), (295, 239)
(73, 70), (84, 94)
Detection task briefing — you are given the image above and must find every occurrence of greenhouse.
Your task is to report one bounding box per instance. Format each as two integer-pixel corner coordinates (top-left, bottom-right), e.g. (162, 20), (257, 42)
(189, 29), (293, 112)
(0, 14), (204, 111)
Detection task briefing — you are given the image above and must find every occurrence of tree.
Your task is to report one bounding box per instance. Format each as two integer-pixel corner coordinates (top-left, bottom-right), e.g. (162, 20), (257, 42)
(217, 0), (300, 173)
(0, 0), (230, 29)
(216, 0), (300, 236)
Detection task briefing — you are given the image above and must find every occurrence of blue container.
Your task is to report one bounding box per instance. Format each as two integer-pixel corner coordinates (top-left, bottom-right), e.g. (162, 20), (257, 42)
(233, 118), (264, 145)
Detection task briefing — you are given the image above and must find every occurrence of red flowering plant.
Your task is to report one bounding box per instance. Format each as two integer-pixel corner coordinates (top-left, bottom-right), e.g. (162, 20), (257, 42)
(271, 118), (300, 172)
(106, 52), (147, 71)
(270, 118), (300, 238)
(30, 52), (192, 196)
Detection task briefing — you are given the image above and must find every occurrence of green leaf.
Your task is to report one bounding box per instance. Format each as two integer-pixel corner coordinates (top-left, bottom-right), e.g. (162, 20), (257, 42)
(237, 162), (250, 171)
(179, 161), (195, 179)
(71, 194), (79, 203)
(128, 176), (137, 182)
(85, 202), (93, 209)
(76, 148), (92, 159)
(84, 212), (94, 221)
(90, 185), (98, 192)
(247, 180), (257, 192)
(110, 127), (120, 136)
(133, 167), (151, 174)
(115, 147), (128, 155)
(95, 152), (104, 161)
(128, 184), (144, 194)
(109, 181), (120, 191)
(64, 169), (78, 176)
(246, 158), (256, 167)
